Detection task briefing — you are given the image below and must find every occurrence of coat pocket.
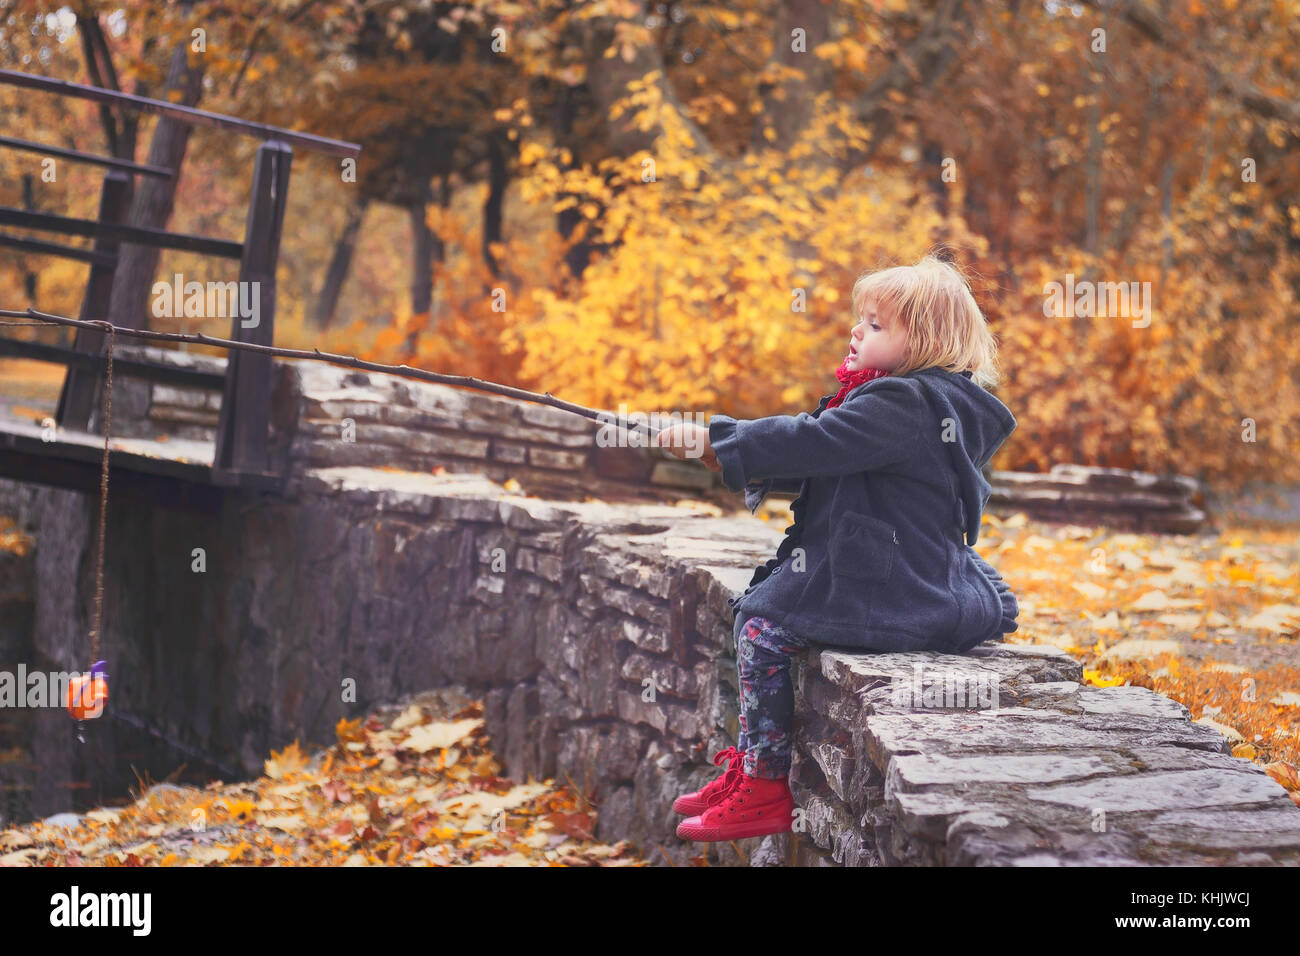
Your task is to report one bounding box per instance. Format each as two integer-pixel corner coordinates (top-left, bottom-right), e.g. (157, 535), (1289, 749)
(829, 510), (897, 583)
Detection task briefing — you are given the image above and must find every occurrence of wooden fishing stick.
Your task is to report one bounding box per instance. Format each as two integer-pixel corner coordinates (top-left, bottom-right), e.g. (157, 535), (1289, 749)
(0, 306), (710, 450)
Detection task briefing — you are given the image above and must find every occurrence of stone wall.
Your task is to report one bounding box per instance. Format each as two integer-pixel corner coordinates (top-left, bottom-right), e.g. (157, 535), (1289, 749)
(761, 647), (1298, 865)
(9, 462), (1292, 864)
(988, 464), (1207, 534)
(104, 347), (1215, 532)
(104, 346), (723, 507)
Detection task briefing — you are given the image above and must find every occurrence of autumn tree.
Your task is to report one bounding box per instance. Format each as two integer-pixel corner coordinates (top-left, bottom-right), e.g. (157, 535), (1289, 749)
(3, 0), (1297, 496)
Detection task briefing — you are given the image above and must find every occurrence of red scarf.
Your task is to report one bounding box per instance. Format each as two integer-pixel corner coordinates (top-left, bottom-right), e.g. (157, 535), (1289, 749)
(827, 357), (889, 408)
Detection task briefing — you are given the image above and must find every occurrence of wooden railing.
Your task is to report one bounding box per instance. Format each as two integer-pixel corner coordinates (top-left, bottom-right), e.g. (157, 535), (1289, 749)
(0, 69), (361, 487)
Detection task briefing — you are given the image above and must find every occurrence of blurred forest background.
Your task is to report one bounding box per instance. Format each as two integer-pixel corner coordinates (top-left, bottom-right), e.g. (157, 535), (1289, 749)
(1, 0), (1298, 497)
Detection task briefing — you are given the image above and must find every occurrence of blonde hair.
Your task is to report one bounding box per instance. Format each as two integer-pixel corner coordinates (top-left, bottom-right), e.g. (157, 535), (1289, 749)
(850, 253), (1001, 390)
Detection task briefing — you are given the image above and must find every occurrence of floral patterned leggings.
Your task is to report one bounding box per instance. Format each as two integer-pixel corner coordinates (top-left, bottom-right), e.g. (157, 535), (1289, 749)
(733, 613), (815, 779)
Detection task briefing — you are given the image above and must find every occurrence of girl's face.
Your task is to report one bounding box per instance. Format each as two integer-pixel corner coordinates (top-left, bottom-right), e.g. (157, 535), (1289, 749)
(846, 296), (908, 372)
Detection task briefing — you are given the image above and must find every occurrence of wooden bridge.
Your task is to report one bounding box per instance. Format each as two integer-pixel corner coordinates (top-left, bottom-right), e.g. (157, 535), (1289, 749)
(0, 69), (360, 506)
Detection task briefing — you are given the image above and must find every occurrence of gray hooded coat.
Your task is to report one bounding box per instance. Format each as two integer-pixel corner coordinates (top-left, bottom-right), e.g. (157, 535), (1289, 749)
(709, 366), (1020, 653)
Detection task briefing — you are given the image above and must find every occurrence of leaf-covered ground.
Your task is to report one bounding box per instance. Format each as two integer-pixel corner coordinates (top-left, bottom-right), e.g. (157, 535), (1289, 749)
(1, 689), (644, 867)
(978, 512), (1300, 779)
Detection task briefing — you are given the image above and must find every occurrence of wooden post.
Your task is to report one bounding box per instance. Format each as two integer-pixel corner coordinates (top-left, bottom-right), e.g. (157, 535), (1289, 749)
(215, 140), (292, 477)
(55, 169), (131, 430)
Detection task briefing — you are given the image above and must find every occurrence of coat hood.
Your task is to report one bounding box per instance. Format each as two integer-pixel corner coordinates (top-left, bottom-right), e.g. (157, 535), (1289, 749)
(904, 367), (1016, 547)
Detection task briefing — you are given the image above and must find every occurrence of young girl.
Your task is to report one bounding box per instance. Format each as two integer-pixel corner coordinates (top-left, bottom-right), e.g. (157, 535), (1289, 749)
(655, 254), (1020, 843)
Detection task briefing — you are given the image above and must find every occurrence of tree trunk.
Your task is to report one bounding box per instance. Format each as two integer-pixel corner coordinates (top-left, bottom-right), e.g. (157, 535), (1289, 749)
(409, 189), (434, 317)
(482, 130), (508, 281)
(432, 173), (449, 314)
(1083, 59), (1103, 257)
(312, 193), (369, 329)
(557, 0), (716, 283)
(77, 10), (140, 164)
(21, 174), (37, 305)
(105, 42), (206, 331)
(552, 85), (595, 283)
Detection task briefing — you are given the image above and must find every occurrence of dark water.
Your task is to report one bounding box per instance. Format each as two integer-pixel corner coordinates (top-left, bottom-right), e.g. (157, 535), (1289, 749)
(0, 696), (239, 827)
(0, 478), (247, 828)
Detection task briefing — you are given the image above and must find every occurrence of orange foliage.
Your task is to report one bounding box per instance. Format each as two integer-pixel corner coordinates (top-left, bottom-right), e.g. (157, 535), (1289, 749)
(2, 0), (1298, 501)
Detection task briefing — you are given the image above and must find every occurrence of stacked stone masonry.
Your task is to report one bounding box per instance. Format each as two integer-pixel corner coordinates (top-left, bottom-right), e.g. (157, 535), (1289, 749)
(105, 346), (1208, 531)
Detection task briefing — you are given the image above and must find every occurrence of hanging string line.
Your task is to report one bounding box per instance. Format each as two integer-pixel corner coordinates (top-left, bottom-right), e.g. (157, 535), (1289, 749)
(91, 319), (112, 663)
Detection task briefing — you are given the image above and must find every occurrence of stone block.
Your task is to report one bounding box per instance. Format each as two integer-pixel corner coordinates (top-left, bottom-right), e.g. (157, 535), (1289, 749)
(528, 446), (589, 471)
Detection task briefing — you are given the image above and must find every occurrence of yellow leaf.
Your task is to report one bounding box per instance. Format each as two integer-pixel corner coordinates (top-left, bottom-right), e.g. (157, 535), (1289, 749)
(1265, 762), (1300, 791)
(268, 781), (309, 798)
(188, 846), (230, 865)
(336, 716), (365, 745)
(0, 848), (41, 866)
(1082, 669), (1125, 687)
(265, 739), (309, 779)
(0, 831), (35, 851)
(1238, 604), (1300, 635)
(389, 704), (427, 731)
(402, 718), (483, 754)
(256, 814), (305, 833)
(1071, 581), (1107, 600)
(222, 798), (257, 820)
(1193, 717), (1244, 742)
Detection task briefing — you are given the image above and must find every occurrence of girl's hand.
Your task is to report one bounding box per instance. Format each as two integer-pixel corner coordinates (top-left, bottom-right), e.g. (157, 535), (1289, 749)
(654, 422), (721, 472)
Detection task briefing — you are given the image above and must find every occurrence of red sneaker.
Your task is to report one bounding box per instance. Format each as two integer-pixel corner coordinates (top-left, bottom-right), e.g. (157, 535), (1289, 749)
(676, 771), (795, 842)
(672, 745), (745, 816)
